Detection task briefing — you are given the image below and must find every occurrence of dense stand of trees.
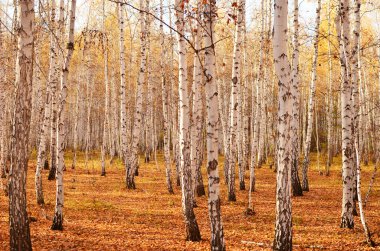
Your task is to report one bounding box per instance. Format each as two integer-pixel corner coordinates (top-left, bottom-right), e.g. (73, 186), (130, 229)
(0, 0), (380, 249)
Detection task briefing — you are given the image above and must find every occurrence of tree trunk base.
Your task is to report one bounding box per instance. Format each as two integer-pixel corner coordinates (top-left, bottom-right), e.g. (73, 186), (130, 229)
(245, 208), (255, 216)
(239, 181), (245, 190)
(37, 197), (45, 206)
(186, 221), (201, 242)
(101, 171), (106, 176)
(51, 214), (63, 231)
(228, 193), (236, 202)
(352, 205), (358, 216)
(196, 184), (205, 197)
(292, 178), (303, 197)
(48, 166), (56, 180)
(44, 160), (49, 170)
(292, 186), (303, 197)
(340, 216), (354, 229)
(193, 201), (198, 208)
(126, 176), (136, 189)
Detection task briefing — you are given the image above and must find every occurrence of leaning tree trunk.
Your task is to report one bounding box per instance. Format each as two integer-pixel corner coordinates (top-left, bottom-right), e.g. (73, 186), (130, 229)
(336, 0), (355, 229)
(273, 0), (293, 249)
(8, 0), (34, 248)
(355, 140), (374, 246)
(126, 0), (146, 189)
(301, 0), (321, 191)
(290, 0), (303, 196)
(51, 0), (76, 231)
(175, 0), (201, 241)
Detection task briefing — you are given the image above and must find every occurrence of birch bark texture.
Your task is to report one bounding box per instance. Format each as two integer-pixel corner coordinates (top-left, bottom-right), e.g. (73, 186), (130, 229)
(190, 2), (205, 198)
(126, 0), (146, 189)
(290, 0), (303, 197)
(302, 0), (322, 191)
(175, 0), (201, 241)
(228, 0), (244, 202)
(118, 2), (127, 163)
(336, 0), (355, 229)
(273, 0), (293, 249)
(204, 0), (225, 249)
(51, 0), (76, 231)
(160, 0), (174, 194)
(8, 0), (34, 248)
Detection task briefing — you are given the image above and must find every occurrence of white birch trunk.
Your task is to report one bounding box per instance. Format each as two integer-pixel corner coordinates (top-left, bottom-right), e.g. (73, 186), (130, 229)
(228, 0), (244, 202)
(175, 0), (201, 240)
(273, 0), (293, 248)
(302, 0), (321, 191)
(52, 0), (76, 230)
(204, 0), (225, 248)
(71, 75), (79, 169)
(336, 0), (354, 229)
(126, 0), (146, 189)
(160, 0), (173, 194)
(100, 0), (109, 176)
(191, 4), (205, 198)
(290, 0), (303, 196)
(354, 141), (374, 246)
(326, 0), (333, 175)
(35, 0), (56, 203)
(48, 0), (60, 180)
(118, 3), (127, 164)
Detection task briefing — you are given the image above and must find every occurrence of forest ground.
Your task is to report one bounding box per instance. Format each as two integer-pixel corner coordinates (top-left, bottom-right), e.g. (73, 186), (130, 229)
(0, 152), (379, 250)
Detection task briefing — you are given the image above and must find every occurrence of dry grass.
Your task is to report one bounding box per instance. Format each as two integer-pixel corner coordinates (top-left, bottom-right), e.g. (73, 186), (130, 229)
(0, 152), (379, 250)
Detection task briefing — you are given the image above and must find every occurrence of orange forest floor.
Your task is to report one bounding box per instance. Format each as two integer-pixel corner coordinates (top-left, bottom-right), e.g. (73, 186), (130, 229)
(1, 152), (380, 250)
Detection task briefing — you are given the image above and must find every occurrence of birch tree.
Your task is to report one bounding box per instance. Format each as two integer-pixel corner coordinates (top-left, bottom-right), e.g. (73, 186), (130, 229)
(175, 0), (201, 240)
(8, 0), (34, 248)
(100, 0), (109, 177)
(191, 1), (205, 198)
(326, 0), (333, 175)
(51, 0), (76, 230)
(118, 2), (128, 164)
(0, 19), (8, 188)
(228, 0), (244, 202)
(273, 0), (293, 248)
(204, 0), (225, 248)
(302, 0), (322, 191)
(336, 0), (354, 229)
(290, 0), (303, 196)
(126, 0), (146, 189)
(160, 0), (174, 194)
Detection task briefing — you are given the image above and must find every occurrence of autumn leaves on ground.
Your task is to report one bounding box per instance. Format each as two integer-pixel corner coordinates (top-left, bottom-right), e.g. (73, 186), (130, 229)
(1, 152), (379, 250)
